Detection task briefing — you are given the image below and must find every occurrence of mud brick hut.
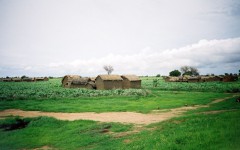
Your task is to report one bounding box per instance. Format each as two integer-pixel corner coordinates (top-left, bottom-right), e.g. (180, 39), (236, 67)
(163, 76), (180, 82)
(62, 75), (81, 88)
(34, 77), (49, 81)
(70, 77), (93, 89)
(199, 76), (209, 82)
(212, 76), (223, 81)
(12, 78), (22, 82)
(2, 78), (12, 82)
(22, 77), (35, 82)
(121, 75), (141, 89)
(187, 76), (199, 82)
(223, 75), (238, 82)
(95, 75), (123, 90)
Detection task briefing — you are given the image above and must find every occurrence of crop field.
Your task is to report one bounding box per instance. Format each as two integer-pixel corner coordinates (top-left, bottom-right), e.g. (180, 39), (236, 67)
(0, 77), (240, 150)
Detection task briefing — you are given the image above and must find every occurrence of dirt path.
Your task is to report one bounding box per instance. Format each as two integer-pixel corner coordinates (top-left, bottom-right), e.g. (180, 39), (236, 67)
(0, 96), (237, 125)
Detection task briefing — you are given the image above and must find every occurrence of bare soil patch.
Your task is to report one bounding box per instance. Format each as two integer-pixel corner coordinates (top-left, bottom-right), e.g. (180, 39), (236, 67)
(0, 96), (236, 125)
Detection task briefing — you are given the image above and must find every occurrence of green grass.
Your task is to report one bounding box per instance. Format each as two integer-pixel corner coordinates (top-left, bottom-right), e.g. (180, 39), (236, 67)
(0, 79), (148, 100)
(142, 76), (240, 92)
(0, 91), (229, 113)
(0, 98), (239, 150)
(0, 117), (132, 150)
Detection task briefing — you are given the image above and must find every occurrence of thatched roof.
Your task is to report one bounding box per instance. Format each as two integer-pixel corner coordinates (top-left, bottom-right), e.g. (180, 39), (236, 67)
(12, 78), (22, 81)
(22, 77), (34, 81)
(169, 77), (179, 82)
(71, 77), (90, 85)
(97, 75), (123, 81)
(188, 76), (199, 80)
(62, 75), (81, 84)
(90, 77), (96, 81)
(121, 75), (141, 81)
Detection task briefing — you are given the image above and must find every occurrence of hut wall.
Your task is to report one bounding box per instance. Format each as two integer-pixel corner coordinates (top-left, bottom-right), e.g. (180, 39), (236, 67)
(130, 81), (141, 89)
(103, 80), (122, 90)
(95, 78), (105, 90)
(12, 78), (22, 82)
(70, 84), (87, 88)
(122, 79), (131, 89)
(188, 79), (199, 82)
(123, 80), (141, 89)
(62, 75), (81, 87)
(223, 75), (236, 82)
(44, 77), (49, 81)
(96, 77), (123, 90)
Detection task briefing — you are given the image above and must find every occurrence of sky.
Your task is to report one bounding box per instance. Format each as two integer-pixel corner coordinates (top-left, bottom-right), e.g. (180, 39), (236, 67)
(0, 0), (240, 77)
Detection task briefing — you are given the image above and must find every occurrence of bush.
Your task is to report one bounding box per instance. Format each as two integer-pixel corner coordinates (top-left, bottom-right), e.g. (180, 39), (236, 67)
(169, 70), (181, 77)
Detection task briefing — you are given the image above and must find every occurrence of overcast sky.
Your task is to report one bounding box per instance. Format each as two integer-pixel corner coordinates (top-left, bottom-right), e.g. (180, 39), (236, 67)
(0, 0), (240, 77)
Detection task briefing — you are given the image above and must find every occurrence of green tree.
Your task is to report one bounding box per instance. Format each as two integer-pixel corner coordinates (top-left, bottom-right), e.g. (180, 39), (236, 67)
(180, 66), (199, 76)
(169, 70), (181, 77)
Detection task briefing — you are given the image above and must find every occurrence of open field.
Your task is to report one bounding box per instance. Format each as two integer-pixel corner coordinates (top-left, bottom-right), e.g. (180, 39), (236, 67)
(0, 77), (239, 149)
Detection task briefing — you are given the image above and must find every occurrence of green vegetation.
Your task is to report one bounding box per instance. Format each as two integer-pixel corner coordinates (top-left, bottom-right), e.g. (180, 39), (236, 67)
(0, 77), (239, 149)
(142, 76), (240, 92)
(0, 117), (132, 150)
(0, 79), (148, 100)
(0, 97), (239, 150)
(169, 69), (181, 76)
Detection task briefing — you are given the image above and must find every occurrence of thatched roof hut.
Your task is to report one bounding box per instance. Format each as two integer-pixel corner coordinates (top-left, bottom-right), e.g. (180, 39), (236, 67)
(70, 77), (92, 89)
(12, 78), (22, 82)
(163, 76), (170, 82)
(62, 75), (81, 87)
(2, 78), (12, 82)
(121, 75), (141, 89)
(223, 75), (238, 82)
(169, 77), (179, 82)
(188, 76), (199, 82)
(22, 77), (35, 82)
(34, 77), (44, 81)
(199, 76), (209, 82)
(163, 76), (180, 82)
(88, 81), (96, 89)
(43, 77), (49, 81)
(95, 75), (123, 90)
(90, 77), (96, 82)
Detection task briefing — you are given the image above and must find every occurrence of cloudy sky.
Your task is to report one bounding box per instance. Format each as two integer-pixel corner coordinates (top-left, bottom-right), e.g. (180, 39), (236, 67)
(0, 0), (240, 77)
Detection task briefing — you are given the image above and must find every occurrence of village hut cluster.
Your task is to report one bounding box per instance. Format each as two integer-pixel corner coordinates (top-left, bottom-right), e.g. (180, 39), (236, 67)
(0, 77), (49, 82)
(164, 75), (238, 83)
(62, 74), (141, 90)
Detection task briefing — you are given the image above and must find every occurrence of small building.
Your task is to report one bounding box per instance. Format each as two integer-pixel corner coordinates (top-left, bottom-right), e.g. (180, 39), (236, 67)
(70, 77), (92, 89)
(163, 76), (179, 82)
(12, 78), (22, 82)
(2, 78), (12, 82)
(95, 75), (123, 90)
(187, 76), (199, 82)
(121, 75), (141, 89)
(43, 77), (49, 81)
(62, 75), (81, 87)
(223, 75), (238, 82)
(199, 76), (209, 82)
(22, 78), (35, 82)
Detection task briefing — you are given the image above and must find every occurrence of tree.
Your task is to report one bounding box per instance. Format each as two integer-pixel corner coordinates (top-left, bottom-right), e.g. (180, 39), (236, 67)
(180, 66), (199, 76)
(21, 75), (28, 79)
(156, 74), (161, 77)
(103, 65), (114, 75)
(169, 70), (181, 77)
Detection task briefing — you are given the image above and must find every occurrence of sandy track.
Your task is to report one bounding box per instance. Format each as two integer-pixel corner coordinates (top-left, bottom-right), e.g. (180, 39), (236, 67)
(0, 96), (236, 125)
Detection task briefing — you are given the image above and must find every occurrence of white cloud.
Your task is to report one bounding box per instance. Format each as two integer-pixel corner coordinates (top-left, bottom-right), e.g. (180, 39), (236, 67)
(3, 37), (238, 77)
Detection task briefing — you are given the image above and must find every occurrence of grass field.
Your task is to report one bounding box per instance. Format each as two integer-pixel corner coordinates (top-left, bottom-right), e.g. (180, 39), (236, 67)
(0, 77), (239, 149)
